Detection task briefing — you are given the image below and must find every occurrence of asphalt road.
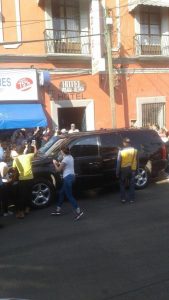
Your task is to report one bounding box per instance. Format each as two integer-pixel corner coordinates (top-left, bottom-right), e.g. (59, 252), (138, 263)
(1, 178), (169, 300)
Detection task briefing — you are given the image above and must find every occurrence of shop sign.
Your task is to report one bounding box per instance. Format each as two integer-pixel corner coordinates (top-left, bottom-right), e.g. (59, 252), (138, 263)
(0, 69), (38, 101)
(59, 80), (86, 93)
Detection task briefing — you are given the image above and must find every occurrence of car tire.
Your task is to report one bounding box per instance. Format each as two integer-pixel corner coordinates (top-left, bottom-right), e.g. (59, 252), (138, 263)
(31, 178), (55, 208)
(135, 167), (149, 190)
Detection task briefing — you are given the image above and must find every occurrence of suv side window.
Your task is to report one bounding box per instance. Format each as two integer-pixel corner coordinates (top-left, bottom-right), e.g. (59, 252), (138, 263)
(100, 133), (122, 155)
(120, 130), (161, 151)
(70, 136), (99, 157)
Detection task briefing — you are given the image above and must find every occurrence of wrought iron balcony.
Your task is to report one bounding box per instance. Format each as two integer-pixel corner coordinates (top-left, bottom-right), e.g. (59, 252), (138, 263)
(44, 29), (91, 55)
(134, 34), (169, 56)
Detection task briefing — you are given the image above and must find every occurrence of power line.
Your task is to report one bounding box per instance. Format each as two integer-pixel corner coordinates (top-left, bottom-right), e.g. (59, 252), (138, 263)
(0, 32), (105, 46)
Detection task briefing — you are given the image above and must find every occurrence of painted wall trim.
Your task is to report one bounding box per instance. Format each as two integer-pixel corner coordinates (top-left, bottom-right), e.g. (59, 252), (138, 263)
(3, 0), (22, 48)
(118, 68), (169, 75)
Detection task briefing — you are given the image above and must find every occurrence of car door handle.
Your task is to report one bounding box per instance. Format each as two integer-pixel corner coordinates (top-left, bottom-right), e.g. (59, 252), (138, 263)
(103, 158), (113, 162)
(89, 162), (100, 166)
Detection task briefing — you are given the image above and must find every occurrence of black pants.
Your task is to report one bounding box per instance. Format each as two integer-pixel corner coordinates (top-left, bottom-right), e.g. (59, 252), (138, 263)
(16, 180), (33, 212)
(0, 183), (11, 214)
(119, 167), (135, 201)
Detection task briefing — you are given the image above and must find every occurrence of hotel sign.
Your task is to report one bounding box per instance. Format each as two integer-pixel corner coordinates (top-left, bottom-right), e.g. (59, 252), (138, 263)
(59, 80), (86, 93)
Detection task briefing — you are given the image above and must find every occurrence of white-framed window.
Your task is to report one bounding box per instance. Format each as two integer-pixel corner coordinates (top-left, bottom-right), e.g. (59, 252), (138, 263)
(136, 96), (166, 128)
(52, 0), (80, 42)
(135, 7), (169, 55)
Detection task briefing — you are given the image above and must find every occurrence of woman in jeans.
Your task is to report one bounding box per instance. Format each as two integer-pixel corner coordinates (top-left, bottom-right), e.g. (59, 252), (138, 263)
(51, 146), (83, 220)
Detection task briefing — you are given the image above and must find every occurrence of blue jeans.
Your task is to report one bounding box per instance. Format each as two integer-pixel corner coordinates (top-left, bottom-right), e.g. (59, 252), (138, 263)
(57, 174), (78, 209)
(120, 168), (135, 201)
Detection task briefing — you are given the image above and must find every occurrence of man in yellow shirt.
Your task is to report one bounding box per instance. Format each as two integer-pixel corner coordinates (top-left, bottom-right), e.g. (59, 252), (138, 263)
(116, 137), (138, 203)
(13, 144), (37, 218)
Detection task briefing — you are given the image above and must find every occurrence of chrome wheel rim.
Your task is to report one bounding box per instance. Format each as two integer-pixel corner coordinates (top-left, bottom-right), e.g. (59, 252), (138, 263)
(32, 182), (51, 206)
(135, 168), (148, 188)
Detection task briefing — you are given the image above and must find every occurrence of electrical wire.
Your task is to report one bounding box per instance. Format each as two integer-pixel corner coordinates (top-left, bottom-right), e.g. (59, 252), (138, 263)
(0, 32), (105, 46)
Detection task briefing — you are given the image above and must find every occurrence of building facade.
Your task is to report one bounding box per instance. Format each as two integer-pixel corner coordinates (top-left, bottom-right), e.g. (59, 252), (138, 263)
(109, 0), (169, 129)
(1, 0), (169, 131)
(0, 0), (115, 131)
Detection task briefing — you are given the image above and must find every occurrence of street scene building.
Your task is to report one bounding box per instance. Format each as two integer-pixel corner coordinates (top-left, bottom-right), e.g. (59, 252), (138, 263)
(0, 0), (112, 131)
(0, 0), (169, 130)
(109, 0), (169, 128)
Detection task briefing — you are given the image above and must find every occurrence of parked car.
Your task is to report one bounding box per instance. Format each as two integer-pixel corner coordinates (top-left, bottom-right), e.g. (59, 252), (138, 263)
(30, 128), (167, 208)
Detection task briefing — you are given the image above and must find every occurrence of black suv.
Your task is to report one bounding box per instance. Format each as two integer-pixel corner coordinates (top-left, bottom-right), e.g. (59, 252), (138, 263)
(31, 128), (167, 208)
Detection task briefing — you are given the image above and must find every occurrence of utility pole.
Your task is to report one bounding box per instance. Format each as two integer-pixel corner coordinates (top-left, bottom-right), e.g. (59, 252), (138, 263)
(105, 10), (116, 128)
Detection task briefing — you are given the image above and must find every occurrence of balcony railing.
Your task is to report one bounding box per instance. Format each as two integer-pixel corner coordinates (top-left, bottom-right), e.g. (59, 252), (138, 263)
(44, 29), (91, 55)
(134, 34), (169, 56)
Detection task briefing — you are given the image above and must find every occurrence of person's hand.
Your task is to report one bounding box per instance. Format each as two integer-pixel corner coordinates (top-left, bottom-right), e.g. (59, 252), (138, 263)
(53, 159), (59, 166)
(53, 159), (57, 165)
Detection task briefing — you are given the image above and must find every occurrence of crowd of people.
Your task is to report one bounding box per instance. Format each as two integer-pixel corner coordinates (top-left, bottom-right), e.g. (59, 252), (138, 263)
(0, 126), (52, 222)
(0, 123), (81, 226)
(0, 126), (53, 164)
(131, 121), (169, 143)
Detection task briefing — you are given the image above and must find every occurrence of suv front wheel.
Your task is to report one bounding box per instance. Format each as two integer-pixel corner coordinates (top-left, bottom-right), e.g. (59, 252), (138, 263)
(31, 178), (55, 208)
(135, 167), (149, 190)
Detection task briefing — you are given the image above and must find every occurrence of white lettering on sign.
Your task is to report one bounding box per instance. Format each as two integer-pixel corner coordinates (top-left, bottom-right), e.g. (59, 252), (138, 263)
(59, 81), (86, 93)
(0, 78), (11, 87)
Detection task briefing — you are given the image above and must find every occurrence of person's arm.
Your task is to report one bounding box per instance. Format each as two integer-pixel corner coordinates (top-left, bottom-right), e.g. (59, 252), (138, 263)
(116, 150), (121, 177)
(32, 143), (37, 155)
(23, 144), (29, 154)
(53, 159), (65, 172)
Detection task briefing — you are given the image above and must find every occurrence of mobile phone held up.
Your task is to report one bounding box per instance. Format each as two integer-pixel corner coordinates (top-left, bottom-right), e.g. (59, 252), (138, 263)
(31, 139), (36, 146)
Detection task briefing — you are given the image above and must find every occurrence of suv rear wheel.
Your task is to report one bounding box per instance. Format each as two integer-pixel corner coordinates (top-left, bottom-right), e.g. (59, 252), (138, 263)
(31, 178), (55, 208)
(135, 167), (149, 190)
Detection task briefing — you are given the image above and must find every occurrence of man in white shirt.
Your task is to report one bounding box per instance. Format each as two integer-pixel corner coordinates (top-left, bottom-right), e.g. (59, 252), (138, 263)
(68, 123), (79, 134)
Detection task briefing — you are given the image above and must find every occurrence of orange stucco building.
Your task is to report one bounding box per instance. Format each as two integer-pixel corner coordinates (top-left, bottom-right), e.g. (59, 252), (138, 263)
(1, 0), (169, 131)
(0, 0), (113, 131)
(109, 0), (169, 129)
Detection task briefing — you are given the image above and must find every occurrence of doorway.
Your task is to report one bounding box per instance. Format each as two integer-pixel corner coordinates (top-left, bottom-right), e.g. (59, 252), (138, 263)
(58, 107), (86, 131)
(51, 99), (95, 131)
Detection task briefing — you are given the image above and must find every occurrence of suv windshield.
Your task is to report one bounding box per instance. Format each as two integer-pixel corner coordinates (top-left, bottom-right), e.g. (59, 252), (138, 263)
(38, 135), (61, 155)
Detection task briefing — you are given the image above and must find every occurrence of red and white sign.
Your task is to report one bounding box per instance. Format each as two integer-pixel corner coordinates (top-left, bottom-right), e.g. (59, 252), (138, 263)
(16, 77), (33, 91)
(0, 69), (38, 100)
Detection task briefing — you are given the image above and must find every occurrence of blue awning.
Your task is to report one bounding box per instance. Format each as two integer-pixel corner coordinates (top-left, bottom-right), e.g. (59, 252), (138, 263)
(0, 103), (47, 129)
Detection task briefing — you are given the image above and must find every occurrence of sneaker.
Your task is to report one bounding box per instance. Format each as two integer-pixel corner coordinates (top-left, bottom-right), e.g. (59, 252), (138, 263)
(51, 210), (61, 216)
(121, 199), (126, 203)
(75, 211), (84, 221)
(3, 213), (9, 217)
(129, 199), (135, 203)
(3, 211), (14, 217)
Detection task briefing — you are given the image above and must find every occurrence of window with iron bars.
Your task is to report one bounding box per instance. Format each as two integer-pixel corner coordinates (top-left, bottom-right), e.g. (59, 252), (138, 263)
(142, 102), (165, 128)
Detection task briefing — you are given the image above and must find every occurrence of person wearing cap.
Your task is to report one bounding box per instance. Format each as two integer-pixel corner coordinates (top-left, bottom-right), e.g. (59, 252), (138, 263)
(116, 137), (138, 203)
